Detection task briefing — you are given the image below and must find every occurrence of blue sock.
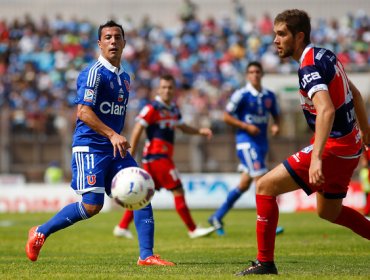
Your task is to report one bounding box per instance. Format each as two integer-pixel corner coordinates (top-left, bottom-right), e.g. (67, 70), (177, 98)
(38, 202), (90, 237)
(134, 204), (154, 260)
(214, 188), (243, 221)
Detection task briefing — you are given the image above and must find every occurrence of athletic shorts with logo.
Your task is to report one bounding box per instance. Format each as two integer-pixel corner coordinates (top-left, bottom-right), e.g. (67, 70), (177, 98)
(283, 145), (359, 199)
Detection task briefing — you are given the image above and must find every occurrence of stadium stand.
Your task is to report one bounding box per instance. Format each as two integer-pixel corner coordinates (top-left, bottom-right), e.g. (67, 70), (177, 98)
(0, 1), (369, 181)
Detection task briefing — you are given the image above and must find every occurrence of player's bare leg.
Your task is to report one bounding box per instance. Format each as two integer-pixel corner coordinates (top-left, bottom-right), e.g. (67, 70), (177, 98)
(316, 193), (370, 239)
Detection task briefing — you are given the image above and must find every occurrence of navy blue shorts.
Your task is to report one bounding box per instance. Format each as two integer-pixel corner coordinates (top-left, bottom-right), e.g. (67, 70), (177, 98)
(71, 147), (138, 199)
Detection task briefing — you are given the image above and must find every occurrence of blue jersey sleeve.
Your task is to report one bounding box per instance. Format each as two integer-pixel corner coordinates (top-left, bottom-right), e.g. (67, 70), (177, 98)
(75, 63), (102, 107)
(226, 88), (244, 116)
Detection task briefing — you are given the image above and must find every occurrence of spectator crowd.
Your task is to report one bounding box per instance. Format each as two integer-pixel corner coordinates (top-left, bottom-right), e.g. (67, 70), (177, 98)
(0, 4), (369, 135)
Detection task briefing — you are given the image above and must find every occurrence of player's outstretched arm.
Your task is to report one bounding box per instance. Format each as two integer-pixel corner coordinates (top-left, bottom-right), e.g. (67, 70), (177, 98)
(77, 104), (130, 157)
(270, 114), (281, 136)
(350, 80), (370, 145)
(223, 111), (260, 136)
(177, 123), (213, 139)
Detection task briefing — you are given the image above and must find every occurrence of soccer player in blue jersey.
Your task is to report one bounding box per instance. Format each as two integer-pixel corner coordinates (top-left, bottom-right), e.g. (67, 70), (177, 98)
(208, 61), (282, 235)
(25, 20), (174, 266)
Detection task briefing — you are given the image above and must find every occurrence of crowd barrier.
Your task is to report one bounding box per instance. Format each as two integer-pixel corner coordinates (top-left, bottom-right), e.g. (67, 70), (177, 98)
(0, 173), (365, 213)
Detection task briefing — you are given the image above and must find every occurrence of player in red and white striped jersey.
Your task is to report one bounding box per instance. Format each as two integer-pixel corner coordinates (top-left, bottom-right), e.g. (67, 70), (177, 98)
(113, 74), (216, 239)
(238, 9), (370, 275)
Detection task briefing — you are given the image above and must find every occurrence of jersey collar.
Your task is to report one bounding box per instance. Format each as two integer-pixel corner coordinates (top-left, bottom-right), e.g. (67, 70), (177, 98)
(155, 95), (173, 109)
(299, 43), (314, 65)
(98, 55), (124, 75)
(246, 83), (267, 97)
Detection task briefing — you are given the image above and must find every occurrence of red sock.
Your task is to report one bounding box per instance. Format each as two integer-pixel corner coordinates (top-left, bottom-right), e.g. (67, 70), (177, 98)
(174, 195), (196, 231)
(256, 194), (279, 262)
(118, 210), (134, 229)
(364, 193), (370, 216)
(334, 206), (370, 239)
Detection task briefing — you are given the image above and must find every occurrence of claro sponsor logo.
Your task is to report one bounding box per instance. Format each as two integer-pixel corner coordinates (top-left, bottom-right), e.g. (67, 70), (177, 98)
(245, 114), (268, 124)
(100, 102), (126, 115)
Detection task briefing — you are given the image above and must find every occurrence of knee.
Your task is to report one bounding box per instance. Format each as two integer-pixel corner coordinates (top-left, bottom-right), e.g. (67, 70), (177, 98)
(317, 208), (337, 222)
(255, 176), (270, 195)
(316, 200), (343, 222)
(172, 184), (184, 196)
(82, 203), (103, 216)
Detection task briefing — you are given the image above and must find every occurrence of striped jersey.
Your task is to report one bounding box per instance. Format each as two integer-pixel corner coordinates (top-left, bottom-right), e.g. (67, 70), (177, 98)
(226, 83), (279, 148)
(72, 55), (131, 153)
(136, 96), (183, 159)
(298, 44), (362, 157)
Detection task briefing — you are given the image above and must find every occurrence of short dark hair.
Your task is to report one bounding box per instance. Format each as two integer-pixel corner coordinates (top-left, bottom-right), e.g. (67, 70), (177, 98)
(246, 61), (263, 73)
(274, 9), (311, 45)
(98, 20), (124, 40)
(160, 74), (175, 83)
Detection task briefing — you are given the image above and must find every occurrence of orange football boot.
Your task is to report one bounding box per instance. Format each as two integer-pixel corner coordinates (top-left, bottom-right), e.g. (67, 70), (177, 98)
(137, 254), (175, 266)
(25, 226), (46, 261)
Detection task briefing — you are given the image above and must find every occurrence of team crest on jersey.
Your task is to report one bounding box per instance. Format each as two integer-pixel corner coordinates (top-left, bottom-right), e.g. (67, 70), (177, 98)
(86, 175), (96, 185)
(264, 99), (272, 108)
(118, 88), (124, 102)
(83, 89), (94, 103)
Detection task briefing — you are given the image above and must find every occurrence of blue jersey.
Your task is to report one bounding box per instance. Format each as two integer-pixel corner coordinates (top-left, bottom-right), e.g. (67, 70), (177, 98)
(226, 83), (279, 148)
(72, 55), (131, 153)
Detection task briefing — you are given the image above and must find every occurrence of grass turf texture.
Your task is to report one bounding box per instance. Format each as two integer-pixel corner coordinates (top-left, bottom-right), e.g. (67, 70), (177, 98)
(0, 210), (369, 279)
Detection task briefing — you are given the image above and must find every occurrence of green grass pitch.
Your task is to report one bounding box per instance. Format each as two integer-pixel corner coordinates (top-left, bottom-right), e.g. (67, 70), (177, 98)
(0, 209), (369, 279)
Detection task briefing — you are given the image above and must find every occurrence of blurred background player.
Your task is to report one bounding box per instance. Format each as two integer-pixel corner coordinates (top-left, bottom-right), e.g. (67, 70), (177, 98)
(113, 74), (216, 239)
(359, 146), (370, 217)
(208, 61), (283, 236)
(237, 9), (370, 275)
(25, 20), (174, 266)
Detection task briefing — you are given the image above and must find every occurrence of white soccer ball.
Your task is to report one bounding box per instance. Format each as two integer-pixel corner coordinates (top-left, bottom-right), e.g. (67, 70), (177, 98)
(111, 167), (155, 210)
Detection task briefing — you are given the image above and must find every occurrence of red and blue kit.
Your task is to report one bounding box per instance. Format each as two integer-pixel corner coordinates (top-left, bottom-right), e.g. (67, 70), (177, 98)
(284, 45), (362, 198)
(137, 96), (183, 189)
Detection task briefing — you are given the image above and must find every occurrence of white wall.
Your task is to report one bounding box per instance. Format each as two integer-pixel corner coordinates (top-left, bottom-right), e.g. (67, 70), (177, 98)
(0, 173), (365, 213)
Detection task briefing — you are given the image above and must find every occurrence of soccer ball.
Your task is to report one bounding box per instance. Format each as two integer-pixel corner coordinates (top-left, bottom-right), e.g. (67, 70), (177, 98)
(111, 167), (155, 210)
